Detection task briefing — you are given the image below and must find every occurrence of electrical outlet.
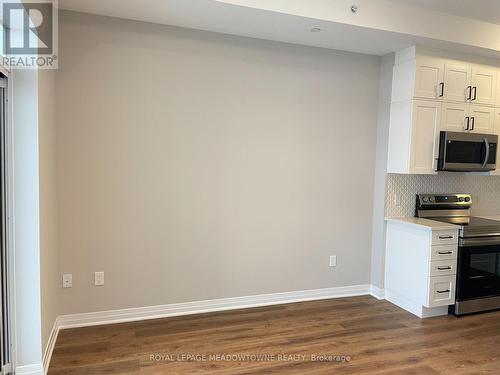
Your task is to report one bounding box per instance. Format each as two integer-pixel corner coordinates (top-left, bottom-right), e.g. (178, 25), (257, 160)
(95, 272), (105, 286)
(62, 274), (72, 288)
(329, 255), (337, 267)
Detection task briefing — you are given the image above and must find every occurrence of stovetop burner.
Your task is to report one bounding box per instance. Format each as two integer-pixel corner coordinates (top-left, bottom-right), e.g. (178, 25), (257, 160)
(416, 194), (500, 238)
(430, 216), (500, 237)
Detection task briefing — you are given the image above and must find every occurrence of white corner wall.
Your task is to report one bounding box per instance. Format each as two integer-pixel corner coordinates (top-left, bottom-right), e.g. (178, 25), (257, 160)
(370, 53), (394, 289)
(12, 69), (43, 370)
(38, 69), (59, 363)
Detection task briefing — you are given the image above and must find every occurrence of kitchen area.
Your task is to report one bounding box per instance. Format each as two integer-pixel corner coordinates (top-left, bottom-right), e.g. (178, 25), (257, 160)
(384, 46), (500, 319)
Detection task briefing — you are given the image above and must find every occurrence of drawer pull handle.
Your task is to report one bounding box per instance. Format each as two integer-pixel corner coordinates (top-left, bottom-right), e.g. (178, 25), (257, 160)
(437, 266), (452, 270)
(436, 289), (451, 294)
(438, 251), (453, 255)
(438, 235), (454, 239)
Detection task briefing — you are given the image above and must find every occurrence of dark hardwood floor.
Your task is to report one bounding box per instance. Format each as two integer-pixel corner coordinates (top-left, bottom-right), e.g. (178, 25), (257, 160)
(48, 296), (500, 374)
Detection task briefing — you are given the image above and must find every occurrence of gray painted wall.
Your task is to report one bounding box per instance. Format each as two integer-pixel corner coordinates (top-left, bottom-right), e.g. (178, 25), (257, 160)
(56, 11), (381, 314)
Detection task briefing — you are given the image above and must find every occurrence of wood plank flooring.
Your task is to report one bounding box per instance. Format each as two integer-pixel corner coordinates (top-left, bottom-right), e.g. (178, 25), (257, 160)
(48, 296), (500, 374)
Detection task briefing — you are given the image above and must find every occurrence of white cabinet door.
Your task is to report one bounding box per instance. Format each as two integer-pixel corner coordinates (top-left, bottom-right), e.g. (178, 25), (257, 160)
(411, 100), (441, 174)
(414, 57), (444, 100)
(495, 108), (500, 134)
(441, 102), (470, 132)
(427, 276), (456, 308)
(496, 69), (500, 106)
(471, 65), (497, 106)
(469, 105), (495, 133)
(443, 62), (470, 102)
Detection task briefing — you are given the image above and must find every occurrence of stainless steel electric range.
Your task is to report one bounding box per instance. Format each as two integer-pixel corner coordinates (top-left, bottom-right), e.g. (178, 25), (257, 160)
(416, 194), (500, 316)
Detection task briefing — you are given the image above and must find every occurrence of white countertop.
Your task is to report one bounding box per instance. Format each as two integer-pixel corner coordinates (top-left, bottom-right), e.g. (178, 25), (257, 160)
(385, 217), (459, 231)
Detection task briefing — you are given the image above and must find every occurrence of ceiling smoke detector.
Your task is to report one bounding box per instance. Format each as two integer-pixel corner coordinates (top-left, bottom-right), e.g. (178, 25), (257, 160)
(310, 27), (322, 32)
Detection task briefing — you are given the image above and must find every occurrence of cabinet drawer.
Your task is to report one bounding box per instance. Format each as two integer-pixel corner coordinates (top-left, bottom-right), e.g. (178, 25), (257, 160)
(429, 259), (457, 277)
(427, 275), (456, 308)
(432, 230), (458, 245)
(430, 245), (458, 261)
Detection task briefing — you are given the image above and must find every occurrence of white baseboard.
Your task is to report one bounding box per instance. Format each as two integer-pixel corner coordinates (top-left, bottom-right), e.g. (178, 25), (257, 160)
(42, 318), (60, 374)
(40, 283), (378, 368)
(15, 364), (44, 375)
(58, 284), (373, 330)
(370, 285), (386, 300)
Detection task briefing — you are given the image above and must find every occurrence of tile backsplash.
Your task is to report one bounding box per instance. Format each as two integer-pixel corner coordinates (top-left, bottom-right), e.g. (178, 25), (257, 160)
(386, 173), (500, 217)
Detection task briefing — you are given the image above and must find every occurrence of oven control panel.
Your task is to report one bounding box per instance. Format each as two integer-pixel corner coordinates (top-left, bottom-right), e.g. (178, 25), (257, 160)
(417, 194), (472, 208)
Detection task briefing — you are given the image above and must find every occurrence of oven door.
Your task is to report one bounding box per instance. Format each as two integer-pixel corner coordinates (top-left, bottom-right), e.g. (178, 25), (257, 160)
(438, 131), (498, 172)
(457, 238), (500, 301)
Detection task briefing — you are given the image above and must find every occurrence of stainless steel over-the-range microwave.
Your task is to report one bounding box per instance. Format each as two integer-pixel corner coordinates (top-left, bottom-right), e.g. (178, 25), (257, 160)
(437, 131), (498, 172)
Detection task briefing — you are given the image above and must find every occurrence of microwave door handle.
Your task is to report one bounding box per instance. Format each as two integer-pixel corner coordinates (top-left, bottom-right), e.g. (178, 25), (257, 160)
(482, 138), (490, 168)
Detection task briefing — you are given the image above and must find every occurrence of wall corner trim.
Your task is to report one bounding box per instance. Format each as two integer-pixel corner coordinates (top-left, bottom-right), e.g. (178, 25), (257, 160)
(370, 285), (386, 300)
(42, 318), (61, 374)
(57, 284), (374, 330)
(15, 364), (44, 375)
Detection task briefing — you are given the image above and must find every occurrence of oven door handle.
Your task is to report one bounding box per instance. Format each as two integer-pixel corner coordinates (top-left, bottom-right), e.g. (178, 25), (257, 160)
(460, 236), (500, 247)
(482, 138), (490, 168)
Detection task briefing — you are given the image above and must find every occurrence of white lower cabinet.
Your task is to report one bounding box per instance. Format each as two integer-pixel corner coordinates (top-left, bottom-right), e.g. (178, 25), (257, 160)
(431, 229), (459, 245)
(429, 259), (457, 277)
(427, 275), (456, 308)
(385, 219), (458, 318)
(430, 245), (457, 261)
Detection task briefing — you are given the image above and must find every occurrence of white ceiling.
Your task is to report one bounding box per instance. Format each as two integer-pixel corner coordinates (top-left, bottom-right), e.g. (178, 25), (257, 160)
(58, 0), (500, 58)
(57, 0), (416, 56)
(389, 0), (500, 25)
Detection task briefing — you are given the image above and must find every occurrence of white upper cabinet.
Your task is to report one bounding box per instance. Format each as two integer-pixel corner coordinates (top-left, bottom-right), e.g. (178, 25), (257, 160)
(443, 62), (470, 103)
(468, 105), (496, 133)
(496, 109), (500, 135)
(387, 99), (440, 174)
(496, 71), (500, 106)
(441, 103), (495, 134)
(414, 57), (444, 100)
(388, 47), (500, 175)
(441, 102), (469, 132)
(411, 100), (441, 174)
(471, 65), (497, 106)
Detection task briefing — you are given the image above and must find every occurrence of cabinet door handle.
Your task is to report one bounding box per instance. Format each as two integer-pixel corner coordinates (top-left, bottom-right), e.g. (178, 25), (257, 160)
(438, 251), (453, 255)
(437, 266), (452, 270)
(467, 86), (472, 101)
(472, 86), (477, 101)
(439, 82), (445, 97)
(465, 116), (470, 131)
(439, 235), (454, 239)
(470, 117), (475, 131)
(436, 289), (451, 294)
